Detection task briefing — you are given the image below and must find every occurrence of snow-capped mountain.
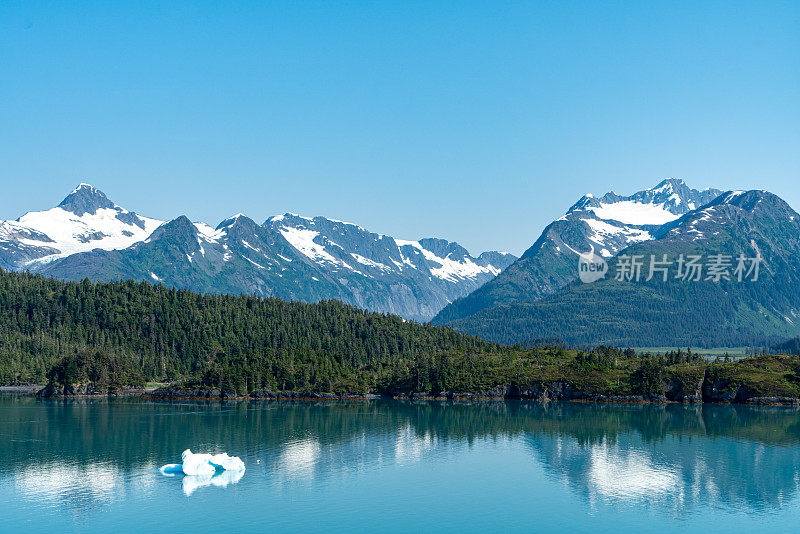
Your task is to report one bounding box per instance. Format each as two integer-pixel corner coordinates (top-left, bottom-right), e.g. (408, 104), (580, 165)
(561, 178), (722, 258)
(0, 184), (515, 321)
(568, 178), (719, 226)
(443, 189), (800, 347)
(432, 179), (722, 325)
(266, 213), (506, 283)
(0, 184), (162, 269)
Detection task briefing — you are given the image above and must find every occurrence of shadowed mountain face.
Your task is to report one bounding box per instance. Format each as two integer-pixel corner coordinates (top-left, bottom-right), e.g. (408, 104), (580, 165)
(57, 183), (118, 216)
(432, 179), (722, 325)
(0, 185), (515, 322)
(443, 190), (800, 347)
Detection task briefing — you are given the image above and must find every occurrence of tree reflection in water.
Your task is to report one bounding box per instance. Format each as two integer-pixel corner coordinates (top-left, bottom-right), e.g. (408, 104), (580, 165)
(3, 397), (800, 514)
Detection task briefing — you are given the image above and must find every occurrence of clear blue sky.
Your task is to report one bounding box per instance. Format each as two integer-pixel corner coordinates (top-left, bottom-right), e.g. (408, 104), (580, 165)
(1, 1), (798, 255)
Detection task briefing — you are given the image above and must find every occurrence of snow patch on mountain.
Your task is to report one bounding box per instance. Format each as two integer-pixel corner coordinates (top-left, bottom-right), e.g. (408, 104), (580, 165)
(585, 201), (679, 226)
(278, 226), (340, 266)
(268, 214), (512, 286)
(194, 222), (224, 242)
(583, 218), (652, 255)
(393, 238), (500, 282)
(243, 256), (267, 269)
(568, 178), (721, 227)
(428, 253), (500, 281)
(351, 253), (392, 272)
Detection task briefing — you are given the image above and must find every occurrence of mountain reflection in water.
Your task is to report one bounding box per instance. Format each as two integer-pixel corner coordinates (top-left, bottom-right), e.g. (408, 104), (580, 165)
(2, 397), (800, 532)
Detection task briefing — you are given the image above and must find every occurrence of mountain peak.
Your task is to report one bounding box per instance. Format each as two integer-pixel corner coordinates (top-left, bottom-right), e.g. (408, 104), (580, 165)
(216, 213), (260, 232)
(651, 178), (686, 191)
(217, 213), (247, 226)
(568, 194), (601, 212)
(166, 215), (195, 229)
(565, 179), (722, 225)
(58, 183), (116, 216)
(73, 182), (97, 192)
(146, 215), (198, 244)
(268, 213), (310, 223)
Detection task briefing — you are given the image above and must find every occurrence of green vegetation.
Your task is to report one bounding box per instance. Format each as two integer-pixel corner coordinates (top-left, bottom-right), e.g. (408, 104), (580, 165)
(704, 354), (800, 399)
(1, 268), (799, 401)
(0, 269), (497, 391)
(447, 277), (800, 348)
(45, 350), (144, 394)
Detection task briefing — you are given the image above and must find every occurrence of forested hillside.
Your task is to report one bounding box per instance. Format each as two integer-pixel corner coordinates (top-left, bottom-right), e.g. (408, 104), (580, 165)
(5, 267), (800, 404)
(0, 268), (716, 400)
(773, 337), (800, 356)
(0, 269), (497, 388)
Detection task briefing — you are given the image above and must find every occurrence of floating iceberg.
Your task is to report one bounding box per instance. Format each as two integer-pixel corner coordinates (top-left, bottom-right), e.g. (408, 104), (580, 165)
(160, 449), (246, 476)
(159, 449), (245, 494)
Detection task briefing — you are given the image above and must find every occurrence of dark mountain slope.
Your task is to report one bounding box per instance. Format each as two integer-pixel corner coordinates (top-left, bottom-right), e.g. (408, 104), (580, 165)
(433, 179), (721, 325)
(446, 190), (800, 347)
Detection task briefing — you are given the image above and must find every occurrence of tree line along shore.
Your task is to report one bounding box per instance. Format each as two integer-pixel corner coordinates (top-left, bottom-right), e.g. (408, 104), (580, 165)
(1, 269), (799, 405)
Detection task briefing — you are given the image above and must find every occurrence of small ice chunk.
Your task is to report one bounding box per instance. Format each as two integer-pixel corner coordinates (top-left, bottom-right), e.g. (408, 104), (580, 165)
(159, 449), (246, 477)
(159, 463), (184, 477)
(208, 452), (246, 472)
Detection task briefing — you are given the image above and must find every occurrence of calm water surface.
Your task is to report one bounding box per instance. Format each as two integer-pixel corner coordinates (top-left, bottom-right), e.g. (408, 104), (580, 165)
(2, 395), (800, 533)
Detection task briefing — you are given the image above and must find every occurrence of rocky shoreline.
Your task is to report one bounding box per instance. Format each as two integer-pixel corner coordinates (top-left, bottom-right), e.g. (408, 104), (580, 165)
(0, 385), (43, 394)
(19, 356), (800, 406)
(23, 379), (800, 406)
(33, 383), (147, 397)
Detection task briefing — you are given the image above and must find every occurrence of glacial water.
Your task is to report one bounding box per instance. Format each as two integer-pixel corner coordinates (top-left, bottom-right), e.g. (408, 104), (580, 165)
(2, 396), (800, 533)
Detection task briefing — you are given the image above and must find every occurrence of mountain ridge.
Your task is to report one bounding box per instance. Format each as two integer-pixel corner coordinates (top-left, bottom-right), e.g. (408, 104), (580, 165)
(443, 189), (800, 347)
(432, 179), (723, 325)
(0, 184), (516, 321)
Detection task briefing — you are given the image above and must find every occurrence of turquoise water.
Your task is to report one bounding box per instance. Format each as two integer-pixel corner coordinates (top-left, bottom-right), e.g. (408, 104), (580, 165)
(2, 396), (800, 533)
